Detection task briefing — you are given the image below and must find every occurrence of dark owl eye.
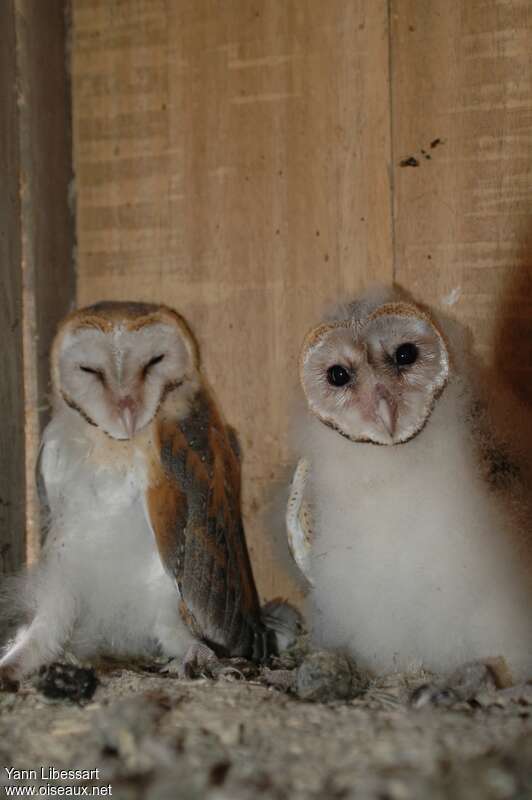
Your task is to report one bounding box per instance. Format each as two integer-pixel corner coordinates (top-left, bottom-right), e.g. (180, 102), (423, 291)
(327, 364), (351, 387)
(394, 342), (418, 367)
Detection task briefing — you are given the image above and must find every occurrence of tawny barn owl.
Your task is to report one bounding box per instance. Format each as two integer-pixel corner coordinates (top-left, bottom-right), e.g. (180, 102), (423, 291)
(287, 286), (532, 683)
(0, 301), (274, 687)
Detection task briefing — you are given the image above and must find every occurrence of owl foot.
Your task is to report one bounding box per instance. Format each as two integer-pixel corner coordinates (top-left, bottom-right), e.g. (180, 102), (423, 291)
(410, 658), (513, 708)
(161, 642), (218, 679)
(161, 644), (252, 681)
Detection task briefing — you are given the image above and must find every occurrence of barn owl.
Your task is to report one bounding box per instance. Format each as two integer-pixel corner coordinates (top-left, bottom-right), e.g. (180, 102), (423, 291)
(287, 286), (532, 684)
(0, 301), (275, 688)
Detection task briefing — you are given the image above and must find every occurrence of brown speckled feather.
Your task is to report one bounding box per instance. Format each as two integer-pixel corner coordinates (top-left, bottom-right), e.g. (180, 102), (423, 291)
(147, 387), (271, 660)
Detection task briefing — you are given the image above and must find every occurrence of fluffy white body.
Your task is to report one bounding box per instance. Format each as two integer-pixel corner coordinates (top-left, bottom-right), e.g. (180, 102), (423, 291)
(299, 378), (532, 680)
(1, 407), (192, 676)
(290, 287), (532, 682)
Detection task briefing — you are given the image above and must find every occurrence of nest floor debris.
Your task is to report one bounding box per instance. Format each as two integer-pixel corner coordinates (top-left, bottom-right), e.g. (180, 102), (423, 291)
(1, 659), (531, 800)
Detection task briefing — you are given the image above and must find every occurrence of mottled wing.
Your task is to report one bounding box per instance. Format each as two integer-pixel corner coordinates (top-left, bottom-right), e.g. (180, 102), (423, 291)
(35, 441), (52, 544)
(147, 388), (270, 661)
(286, 458), (314, 586)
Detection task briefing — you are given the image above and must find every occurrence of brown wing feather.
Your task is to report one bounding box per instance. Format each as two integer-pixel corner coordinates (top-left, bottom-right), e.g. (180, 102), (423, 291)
(147, 387), (271, 660)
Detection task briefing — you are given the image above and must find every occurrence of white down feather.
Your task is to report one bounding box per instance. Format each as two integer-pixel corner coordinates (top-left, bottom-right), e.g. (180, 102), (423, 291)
(1, 407), (192, 676)
(297, 377), (532, 681)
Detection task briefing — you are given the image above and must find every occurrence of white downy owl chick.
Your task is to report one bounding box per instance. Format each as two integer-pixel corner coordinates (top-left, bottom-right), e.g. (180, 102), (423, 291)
(0, 301), (274, 688)
(288, 286), (532, 683)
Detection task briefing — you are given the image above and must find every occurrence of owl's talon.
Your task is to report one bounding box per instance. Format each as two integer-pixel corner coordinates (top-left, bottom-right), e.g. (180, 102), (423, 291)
(160, 643), (218, 679)
(158, 657), (185, 677)
(410, 684), (459, 709)
(410, 660), (505, 708)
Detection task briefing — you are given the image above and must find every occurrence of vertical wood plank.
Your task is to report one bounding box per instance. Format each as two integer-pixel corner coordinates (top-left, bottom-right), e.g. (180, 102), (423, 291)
(16, 0), (76, 433)
(72, 0), (393, 602)
(0, 1), (74, 575)
(0, 2), (26, 576)
(391, 1), (532, 399)
(16, 0), (76, 560)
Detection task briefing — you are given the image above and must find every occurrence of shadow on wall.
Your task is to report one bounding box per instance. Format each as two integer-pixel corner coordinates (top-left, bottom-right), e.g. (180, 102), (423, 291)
(494, 229), (532, 407)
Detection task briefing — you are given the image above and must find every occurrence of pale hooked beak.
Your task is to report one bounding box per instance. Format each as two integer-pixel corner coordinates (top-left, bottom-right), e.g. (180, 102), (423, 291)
(375, 385), (397, 439)
(117, 396), (138, 439)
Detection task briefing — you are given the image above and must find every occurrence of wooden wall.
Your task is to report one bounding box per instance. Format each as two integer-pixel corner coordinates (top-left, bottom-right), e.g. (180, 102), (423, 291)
(71, 0), (532, 602)
(0, 1), (26, 576)
(0, 0), (74, 577)
(391, 1), (532, 400)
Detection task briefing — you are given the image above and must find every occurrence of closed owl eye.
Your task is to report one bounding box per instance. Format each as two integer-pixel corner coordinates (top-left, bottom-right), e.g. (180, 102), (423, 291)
(80, 365), (105, 381)
(327, 364), (352, 387)
(143, 353), (165, 376)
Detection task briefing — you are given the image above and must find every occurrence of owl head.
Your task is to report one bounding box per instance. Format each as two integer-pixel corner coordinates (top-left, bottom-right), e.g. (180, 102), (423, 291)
(51, 301), (200, 440)
(300, 288), (450, 445)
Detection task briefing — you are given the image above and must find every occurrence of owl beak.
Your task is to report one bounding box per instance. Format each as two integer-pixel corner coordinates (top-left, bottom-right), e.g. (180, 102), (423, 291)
(375, 385), (397, 439)
(118, 396), (138, 439)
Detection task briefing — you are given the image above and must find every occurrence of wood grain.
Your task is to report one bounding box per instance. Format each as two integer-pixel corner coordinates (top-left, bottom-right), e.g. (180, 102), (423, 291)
(71, 0), (393, 602)
(0, 1), (25, 576)
(0, 2), (74, 574)
(391, 1), (532, 400)
(16, 0), (75, 561)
